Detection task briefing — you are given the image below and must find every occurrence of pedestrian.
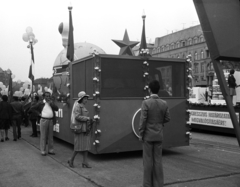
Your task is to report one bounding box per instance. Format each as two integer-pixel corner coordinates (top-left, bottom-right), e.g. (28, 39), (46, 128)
(30, 91), (58, 156)
(0, 95), (12, 142)
(228, 69), (239, 105)
(21, 96), (30, 127)
(139, 80), (170, 187)
(68, 91), (94, 168)
(11, 93), (24, 141)
(28, 95), (40, 137)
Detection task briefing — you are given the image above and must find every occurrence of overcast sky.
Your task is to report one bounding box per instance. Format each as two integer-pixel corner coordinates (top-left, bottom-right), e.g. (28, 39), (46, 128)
(0, 0), (199, 82)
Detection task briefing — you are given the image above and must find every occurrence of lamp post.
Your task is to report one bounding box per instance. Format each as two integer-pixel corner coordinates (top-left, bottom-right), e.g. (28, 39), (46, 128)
(22, 27), (37, 95)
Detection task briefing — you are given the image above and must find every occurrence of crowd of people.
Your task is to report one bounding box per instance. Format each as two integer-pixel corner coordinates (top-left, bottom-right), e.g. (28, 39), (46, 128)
(0, 93), (31, 142)
(0, 92), (58, 154)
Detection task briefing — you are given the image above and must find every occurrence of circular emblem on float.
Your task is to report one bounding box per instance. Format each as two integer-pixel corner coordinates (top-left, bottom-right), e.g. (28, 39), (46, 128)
(132, 108), (141, 138)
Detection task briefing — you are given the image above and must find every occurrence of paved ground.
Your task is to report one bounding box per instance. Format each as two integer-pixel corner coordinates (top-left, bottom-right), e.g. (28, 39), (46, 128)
(0, 126), (240, 187)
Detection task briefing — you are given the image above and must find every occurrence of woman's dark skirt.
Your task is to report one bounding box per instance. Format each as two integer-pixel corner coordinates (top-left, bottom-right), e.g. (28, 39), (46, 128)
(0, 119), (11, 130)
(229, 88), (236, 96)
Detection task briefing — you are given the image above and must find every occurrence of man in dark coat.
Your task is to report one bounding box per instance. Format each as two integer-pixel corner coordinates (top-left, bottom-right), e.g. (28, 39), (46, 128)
(11, 94), (24, 141)
(28, 95), (40, 137)
(139, 80), (170, 187)
(0, 95), (12, 142)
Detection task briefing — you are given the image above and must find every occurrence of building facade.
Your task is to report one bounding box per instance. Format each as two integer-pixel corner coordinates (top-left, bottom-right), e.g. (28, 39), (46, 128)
(152, 25), (211, 87)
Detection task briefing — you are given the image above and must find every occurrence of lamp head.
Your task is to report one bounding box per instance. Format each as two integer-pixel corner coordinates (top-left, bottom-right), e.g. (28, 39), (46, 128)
(142, 9), (146, 19)
(68, 2), (72, 10)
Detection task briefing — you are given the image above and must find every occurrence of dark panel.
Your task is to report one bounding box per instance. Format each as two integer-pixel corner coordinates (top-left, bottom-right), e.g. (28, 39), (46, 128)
(101, 58), (144, 97)
(72, 62), (85, 98)
(193, 0), (240, 61)
(101, 57), (185, 98)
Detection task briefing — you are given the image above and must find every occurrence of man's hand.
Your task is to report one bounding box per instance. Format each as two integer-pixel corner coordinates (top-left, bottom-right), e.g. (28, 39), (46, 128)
(139, 136), (143, 142)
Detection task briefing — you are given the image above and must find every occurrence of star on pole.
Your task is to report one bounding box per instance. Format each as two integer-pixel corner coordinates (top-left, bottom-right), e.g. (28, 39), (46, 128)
(112, 29), (139, 56)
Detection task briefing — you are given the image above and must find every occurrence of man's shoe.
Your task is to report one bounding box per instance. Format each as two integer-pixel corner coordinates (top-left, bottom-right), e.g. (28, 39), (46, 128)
(13, 139), (17, 141)
(1, 139), (4, 142)
(48, 152), (56, 155)
(41, 153), (47, 156)
(5, 137), (9, 141)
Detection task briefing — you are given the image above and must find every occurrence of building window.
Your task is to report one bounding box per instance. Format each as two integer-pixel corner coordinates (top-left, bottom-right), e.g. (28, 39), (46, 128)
(206, 50), (210, 58)
(188, 39), (192, 45)
(194, 52), (198, 60)
(171, 43), (174, 49)
(200, 36), (204, 42)
(166, 45), (169, 50)
(182, 41), (186, 47)
(194, 37), (198, 44)
(201, 63), (204, 72)
(201, 51), (204, 59)
(177, 42), (180, 48)
(194, 63), (199, 73)
(182, 53), (185, 59)
(195, 76), (199, 82)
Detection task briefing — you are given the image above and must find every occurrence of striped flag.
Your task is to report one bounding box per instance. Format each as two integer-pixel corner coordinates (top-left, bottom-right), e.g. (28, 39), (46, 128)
(66, 6), (74, 62)
(28, 43), (35, 84)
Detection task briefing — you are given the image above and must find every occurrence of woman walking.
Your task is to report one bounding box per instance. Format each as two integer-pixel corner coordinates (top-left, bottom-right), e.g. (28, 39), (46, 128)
(68, 91), (94, 168)
(228, 69), (239, 104)
(0, 95), (12, 142)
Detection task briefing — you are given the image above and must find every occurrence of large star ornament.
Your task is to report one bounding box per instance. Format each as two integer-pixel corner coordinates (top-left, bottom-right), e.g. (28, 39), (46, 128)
(112, 30), (139, 56)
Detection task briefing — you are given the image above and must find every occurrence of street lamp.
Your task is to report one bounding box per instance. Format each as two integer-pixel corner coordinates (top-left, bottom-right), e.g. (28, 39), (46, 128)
(22, 27), (37, 94)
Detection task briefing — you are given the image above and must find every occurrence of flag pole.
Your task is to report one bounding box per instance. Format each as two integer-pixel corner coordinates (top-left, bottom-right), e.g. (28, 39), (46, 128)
(29, 40), (34, 98)
(66, 5), (74, 62)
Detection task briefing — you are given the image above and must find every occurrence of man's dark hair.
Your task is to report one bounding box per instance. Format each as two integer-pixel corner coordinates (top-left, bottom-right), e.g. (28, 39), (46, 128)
(43, 92), (51, 98)
(21, 97), (26, 101)
(13, 96), (18, 101)
(35, 95), (39, 101)
(149, 80), (160, 94)
(2, 95), (8, 102)
(230, 69), (235, 75)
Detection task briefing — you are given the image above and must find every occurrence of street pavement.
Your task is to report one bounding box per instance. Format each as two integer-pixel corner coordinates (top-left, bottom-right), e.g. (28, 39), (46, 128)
(0, 126), (240, 187)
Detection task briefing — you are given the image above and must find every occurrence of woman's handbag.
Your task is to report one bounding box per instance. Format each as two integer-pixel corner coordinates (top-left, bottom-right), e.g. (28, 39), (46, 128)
(70, 101), (88, 134)
(72, 123), (86, 134)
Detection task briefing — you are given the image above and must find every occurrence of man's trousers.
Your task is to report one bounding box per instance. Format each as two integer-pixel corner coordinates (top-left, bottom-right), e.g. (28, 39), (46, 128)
(40, 118), (54, 154)
(143, 141), (163, 187)
(12, 117), (21, 140)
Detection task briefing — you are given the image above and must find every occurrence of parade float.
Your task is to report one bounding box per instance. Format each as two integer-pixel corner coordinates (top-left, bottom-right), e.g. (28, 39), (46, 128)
(189, 69), (240, 134)
(50, 9), (191, 154)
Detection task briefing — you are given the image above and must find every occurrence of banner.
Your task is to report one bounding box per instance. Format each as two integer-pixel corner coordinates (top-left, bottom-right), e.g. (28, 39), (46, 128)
(189, 110), (239, 129)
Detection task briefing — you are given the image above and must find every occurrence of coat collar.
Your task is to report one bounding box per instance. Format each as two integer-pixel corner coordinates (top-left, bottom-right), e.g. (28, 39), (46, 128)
(150, 94), (159, 99)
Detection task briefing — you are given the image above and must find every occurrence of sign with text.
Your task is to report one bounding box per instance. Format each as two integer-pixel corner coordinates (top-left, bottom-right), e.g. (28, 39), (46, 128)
(189, 110), (239, 129)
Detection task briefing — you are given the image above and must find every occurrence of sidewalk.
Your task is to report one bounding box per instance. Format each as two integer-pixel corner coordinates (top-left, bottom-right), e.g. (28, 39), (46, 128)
(0, 126), (96, 187)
